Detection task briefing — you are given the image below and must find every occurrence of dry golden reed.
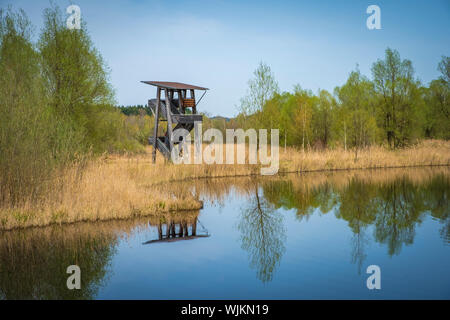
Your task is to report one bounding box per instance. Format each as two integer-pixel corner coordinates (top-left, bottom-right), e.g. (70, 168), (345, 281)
(0, 140), (448, 230)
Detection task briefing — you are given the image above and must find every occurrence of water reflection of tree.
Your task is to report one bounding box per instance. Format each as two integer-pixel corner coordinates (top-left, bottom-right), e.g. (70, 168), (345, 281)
(0, 223), (119, 299)
(259, 170), (450, 270)
(238, 184), (286, 283)
(336, 179), (378, 272)
(426, 174), (450, 244)
(263, 179), (337, 220)
(0, 213), (204, 299)
(373, 178), (427, 255)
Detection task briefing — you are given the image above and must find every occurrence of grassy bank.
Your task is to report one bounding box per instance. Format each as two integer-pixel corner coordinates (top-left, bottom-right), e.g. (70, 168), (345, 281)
(0, 140), (449, 230)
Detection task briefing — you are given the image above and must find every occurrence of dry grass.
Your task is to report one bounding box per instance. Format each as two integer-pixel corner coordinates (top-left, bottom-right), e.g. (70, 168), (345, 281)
(279, 139), (450, 172)
(0, 140), (449, 230)
(0, 160), (203, 230)
(104, 139), (450, 181)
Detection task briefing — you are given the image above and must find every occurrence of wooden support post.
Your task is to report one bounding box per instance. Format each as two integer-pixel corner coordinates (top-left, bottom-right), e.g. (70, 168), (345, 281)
(158, 223), (162, 240)
(177, 89), (184, 114)
(190, 89), (196, 114)
(152, 87), (161, 163)
(165, 88), (174, 154)
(183, 222), (188, 236)
(178, 223), (183, 237)
(192, 217), (197, 236)
(171, 223), (176, 238)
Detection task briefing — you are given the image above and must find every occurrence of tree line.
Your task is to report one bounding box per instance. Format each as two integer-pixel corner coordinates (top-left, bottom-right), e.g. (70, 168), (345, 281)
(236, 52), (449, 151)
(118, 104), (151, 116)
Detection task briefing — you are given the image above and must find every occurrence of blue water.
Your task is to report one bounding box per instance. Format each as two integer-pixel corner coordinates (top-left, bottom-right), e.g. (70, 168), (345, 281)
(98, 171), (450, 299)
(1, 168), (449, 299)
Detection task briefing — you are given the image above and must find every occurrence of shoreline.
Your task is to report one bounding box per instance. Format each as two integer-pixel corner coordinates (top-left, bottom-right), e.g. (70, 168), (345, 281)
(1, 162), (448, 232)
(1, 140), (449, 230)
(148, 163), (450, 186)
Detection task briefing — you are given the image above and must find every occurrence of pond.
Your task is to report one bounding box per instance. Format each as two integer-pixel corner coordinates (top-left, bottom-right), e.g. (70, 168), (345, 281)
(0, 167), (449, 299)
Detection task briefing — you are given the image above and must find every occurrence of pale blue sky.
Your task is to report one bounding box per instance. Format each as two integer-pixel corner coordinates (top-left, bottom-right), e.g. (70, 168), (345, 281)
(2, 0), (449, 117)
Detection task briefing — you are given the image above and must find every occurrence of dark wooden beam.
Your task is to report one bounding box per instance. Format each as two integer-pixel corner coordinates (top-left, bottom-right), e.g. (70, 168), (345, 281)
(177, 89), (184, 114)
(165, 88), (174, 154)
(152, 87), (161, 163)
(192, 217), (197, 236)
(171, 114), (202, 124)
(190, 89), (196, 114)
(142, 234), (210, 244)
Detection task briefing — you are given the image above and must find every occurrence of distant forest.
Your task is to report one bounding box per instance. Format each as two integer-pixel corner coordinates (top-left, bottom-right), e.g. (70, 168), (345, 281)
(117, 105), (151, 116)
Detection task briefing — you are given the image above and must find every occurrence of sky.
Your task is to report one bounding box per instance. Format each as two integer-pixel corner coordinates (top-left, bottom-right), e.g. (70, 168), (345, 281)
(2, 0), (449, 117)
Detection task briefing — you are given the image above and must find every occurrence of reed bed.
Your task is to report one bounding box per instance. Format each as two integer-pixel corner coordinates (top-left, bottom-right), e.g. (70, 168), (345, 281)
(0, 140), (448, 230)
(0, 160), (203, 230)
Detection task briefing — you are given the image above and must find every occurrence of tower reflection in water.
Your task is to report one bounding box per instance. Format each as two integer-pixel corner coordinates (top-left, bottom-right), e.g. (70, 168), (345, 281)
(143, 213), (210, 244)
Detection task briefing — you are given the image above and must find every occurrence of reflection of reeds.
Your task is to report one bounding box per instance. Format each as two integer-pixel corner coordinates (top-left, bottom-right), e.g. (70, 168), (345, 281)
(0, 221), (119, 299)
(175, 166), (450, 204)
(278, 166), (450, 194)
(0, 213), (197, 299)
(0, 140), (448, 230)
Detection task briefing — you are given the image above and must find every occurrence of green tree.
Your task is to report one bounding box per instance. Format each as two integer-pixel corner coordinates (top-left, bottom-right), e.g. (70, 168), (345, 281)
(39, 5), (135, 153)
(312, 89), (335, 148)
(438, 56), (450, 84)
(371, 48), (422, 148)
(0, 5), (144, 209)
(0, 7), (62, 204)
(335, 68), (380, 158)
(239, 62), (279, 129)
(423, 56), (449, 139)
(279, 93), (297, 150)
(292, 86), (315, 151)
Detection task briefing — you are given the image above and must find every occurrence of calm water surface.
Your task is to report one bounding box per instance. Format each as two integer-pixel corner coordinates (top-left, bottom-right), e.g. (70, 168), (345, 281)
(1, 168), (449, 299)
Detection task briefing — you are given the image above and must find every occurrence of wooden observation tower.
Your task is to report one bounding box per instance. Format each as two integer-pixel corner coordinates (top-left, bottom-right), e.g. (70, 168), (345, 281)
(142, 81), (208, 163)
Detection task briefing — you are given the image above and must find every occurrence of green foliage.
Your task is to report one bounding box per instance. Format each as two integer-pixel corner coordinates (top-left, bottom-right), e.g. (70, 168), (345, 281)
(334, 68), (381, 152)
(312, 89), (335, 148)
(235, 49), (448, 151)
(38, 5), (140, 154)
(292, 86), (315, 150)
(118, 105), (151, 116)
(123, 113), (154, 146)
(371, 48), (423, 148)
(0, 7), (63, 205)
(438, 56), (450, 84)
(0, 6), (145, 206)
(422, 56), (449, 139)
(239, 61), (279, 129)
